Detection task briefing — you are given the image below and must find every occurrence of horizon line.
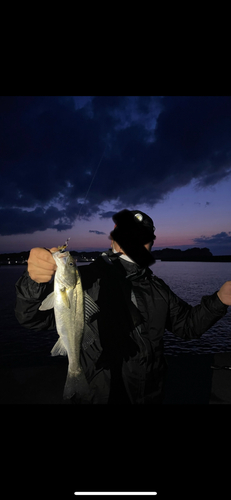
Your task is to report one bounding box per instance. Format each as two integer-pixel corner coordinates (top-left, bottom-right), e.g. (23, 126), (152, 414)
(1, 246), (231, 257)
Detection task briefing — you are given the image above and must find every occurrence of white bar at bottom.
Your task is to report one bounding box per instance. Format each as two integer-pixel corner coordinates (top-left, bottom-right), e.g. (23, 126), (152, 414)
(74, 493), (157, 496)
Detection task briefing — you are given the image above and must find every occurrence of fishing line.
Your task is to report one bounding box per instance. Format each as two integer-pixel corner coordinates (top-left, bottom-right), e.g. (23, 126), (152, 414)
(77, 145), (107, 218)
(58, 147), (107, 251)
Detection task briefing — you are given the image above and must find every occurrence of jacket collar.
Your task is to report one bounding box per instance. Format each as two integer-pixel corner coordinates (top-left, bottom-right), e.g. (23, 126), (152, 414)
(103, 250), (153, 281)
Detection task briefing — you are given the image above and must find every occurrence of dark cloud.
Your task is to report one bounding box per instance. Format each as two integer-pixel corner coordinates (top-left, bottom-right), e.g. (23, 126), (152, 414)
(0, 206), (73, 235)
(1, 96), (231, 235)
(89, 230), (106, 235)
(194, 231), (231, 246)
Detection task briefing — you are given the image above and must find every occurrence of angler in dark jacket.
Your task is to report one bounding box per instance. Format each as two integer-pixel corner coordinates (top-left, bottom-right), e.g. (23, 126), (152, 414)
(15, 210), (230, 404)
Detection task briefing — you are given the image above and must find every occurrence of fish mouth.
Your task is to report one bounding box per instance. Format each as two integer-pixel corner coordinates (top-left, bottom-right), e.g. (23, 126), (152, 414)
(56, 251), (69, 264)
(57, 251), (69, 258)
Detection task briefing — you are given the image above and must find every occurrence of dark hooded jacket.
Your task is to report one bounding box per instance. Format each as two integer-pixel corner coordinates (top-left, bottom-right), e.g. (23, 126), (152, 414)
(15, 250), (228, 404)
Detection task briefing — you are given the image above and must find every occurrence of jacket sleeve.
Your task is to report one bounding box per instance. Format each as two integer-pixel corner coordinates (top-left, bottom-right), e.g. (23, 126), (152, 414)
(15, 270), (56, 331)
(167, 288), (228, 340)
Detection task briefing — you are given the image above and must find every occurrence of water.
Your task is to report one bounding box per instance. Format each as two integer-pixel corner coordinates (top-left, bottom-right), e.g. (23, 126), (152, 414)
(150, 261), (231, 355)
(0, 266), (58, 362)
(0, 261), (231, 359)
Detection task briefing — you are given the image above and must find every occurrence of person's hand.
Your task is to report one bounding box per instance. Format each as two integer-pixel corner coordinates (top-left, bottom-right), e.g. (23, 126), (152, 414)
(217, 281), (231, 306)
(27, 247), (58, 283)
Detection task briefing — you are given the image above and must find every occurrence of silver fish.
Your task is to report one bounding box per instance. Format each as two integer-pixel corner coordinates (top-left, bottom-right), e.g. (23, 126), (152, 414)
(39, 250), (90, 400)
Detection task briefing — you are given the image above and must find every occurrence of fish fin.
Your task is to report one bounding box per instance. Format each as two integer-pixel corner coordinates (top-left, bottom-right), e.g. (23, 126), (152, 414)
(63, 368), (90, 400)
(39, 292), (54, 310)
(51, 338), (67, 357)
(84, 291), (100, 321)
(60, 289), (71, 308)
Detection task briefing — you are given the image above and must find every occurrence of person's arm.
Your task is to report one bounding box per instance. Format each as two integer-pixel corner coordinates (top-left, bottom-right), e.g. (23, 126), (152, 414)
(15, 247), (58, 331)
(217, 281), (231, 306)
(167, 287), (228, 340)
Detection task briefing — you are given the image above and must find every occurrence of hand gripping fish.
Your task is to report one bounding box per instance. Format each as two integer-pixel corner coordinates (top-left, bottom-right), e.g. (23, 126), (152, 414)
(39, 246), (90, 400)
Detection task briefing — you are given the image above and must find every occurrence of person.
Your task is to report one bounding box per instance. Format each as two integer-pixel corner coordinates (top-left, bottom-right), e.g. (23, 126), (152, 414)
(15, 209), (231, 404)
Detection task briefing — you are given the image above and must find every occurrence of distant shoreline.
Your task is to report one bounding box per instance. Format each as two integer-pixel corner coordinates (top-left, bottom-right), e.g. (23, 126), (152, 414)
(1, 247), (231, 264)
(153, 255), (231, 263)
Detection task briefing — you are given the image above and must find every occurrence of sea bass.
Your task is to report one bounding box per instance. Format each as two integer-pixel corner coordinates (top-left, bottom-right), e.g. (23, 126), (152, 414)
(39, 249), (90, 400)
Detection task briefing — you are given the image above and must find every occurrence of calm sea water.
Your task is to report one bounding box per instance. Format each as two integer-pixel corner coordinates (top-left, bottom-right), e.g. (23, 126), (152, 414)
(151, 261), (231, 354)
(0, 261), (231, 358)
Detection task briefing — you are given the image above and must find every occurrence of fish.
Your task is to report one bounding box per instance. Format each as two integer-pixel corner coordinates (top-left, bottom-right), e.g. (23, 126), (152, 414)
(39, 248), (90, 400)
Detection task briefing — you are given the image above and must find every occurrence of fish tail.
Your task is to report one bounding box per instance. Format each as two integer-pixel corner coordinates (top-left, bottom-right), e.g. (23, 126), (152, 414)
(51, 338), (67, 357)
(63, 368), (91, 400)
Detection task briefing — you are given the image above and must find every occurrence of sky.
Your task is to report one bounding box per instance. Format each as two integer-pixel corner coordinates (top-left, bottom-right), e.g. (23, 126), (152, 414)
(0, 95), (231, 255)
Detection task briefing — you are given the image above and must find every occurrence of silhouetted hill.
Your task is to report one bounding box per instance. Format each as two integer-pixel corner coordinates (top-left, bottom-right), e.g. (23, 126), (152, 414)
(0, 251), (30, 265)
(1, 247), (231, 264)
(0, 250), (102, 265)
(151, 247), (231, 262)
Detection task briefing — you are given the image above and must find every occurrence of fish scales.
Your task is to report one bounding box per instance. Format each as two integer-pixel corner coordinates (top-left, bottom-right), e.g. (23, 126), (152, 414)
(39, 250), (90, 400)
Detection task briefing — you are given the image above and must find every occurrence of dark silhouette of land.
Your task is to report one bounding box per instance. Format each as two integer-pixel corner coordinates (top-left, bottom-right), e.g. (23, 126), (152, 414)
(151, 247), (231, 262)
(1, 247), (231, 264)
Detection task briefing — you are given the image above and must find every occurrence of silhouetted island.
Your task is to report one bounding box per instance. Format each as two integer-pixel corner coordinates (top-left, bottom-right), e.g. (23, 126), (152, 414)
(0, 247), (231, 265)
(151, 247), (231, 262)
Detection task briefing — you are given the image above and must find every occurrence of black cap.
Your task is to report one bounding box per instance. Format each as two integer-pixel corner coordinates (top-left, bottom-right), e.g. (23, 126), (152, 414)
(110, 209), (156, 267)
(129, 210), (156, 240)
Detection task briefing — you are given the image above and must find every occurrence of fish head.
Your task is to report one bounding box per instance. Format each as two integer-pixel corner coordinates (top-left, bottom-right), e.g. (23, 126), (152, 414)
(52, 251), (77, 288)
